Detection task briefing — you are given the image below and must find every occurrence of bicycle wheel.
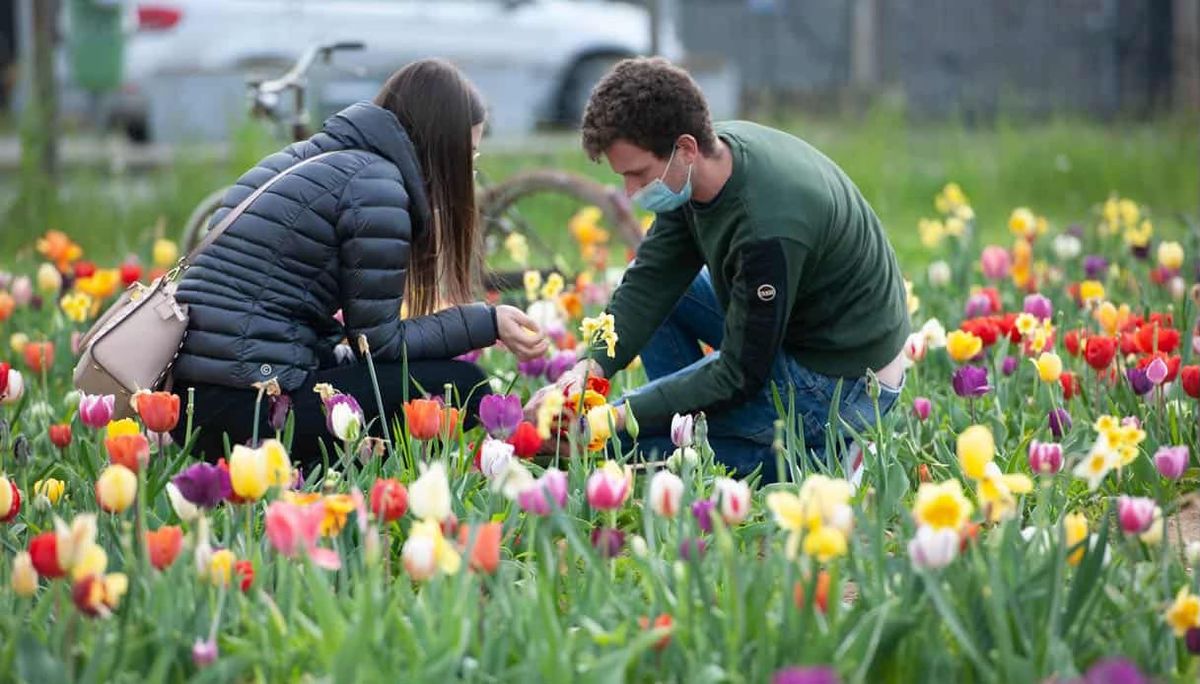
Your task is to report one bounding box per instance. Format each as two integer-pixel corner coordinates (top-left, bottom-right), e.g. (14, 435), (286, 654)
(477, 169), (644, 292)
(179, 187), (231, 253)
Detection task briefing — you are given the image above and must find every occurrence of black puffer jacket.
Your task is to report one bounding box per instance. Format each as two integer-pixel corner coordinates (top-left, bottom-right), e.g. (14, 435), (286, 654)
(173, 102), (498, 392)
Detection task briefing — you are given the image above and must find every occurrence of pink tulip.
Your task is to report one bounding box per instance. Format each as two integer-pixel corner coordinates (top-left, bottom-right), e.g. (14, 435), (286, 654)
(1153, 445), (1189, 480)
(79, 393), (116, 429)
(980, 246), (1012, 280)
(586, 462), (632, 510)
(265, 500), (341, 569)
(912, 397), (932, 421)
(517, 468), (568, 516)
(1117, 495), (1157, 535)
(1146, 357), (1169, 385)
(1027, 440), (1063, 475)
(10, 277), (32, 307)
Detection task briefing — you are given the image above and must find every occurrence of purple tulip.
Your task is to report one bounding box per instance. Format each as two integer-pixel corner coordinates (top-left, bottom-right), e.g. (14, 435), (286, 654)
(267, 393), (292, 432)
(1131, 243), (1150, 260)
(1001, 356), (1019, 376)
(323, 393), (364, 435)
(1125, 367), (1153, 396)
(1028, 440), (1063, 475)
(172, 463), (233, 508)
(772, 666), (841, 684)
(1023, 294), (1053, 321)
(1083, 657), (1146, 684)
(1066, 224), (1085, 239)
(1083, 255), (1109, 279)
(1153, 445), (1189, 480)
(952, 365), (990, 397)
(1187, 628), (1200, 655)
(478, 394), (523, 439)
(964, 294), (992, 319)
(679, 537), (707, 561)
(1145, 356), (1169, 385)
(455, 349), (483, 363)
(1048, 408), (1072, 439)
(518, 356), (548, 378)
(545, 350), (578, 383)
(692, 499), (716, 534)
(590, 527), (625, 558)
(912, 397), (931, 421)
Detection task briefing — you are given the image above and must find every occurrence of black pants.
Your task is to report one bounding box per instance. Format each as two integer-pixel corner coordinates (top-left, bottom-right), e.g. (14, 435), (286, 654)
(170, 360), (491, 471)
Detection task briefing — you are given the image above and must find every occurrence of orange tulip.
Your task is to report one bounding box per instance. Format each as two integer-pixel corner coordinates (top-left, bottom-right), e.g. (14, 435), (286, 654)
(136, 391), (181, 433)
(558, 292), (583, 319)
(793, 570), (831, 614)
(0, 292), (13, 323)
(457, 522), (502, 575)
(106, 434), (150, 472)
(145, 525), (183, 570)
(23, 342), (54, 374)
(637, 614), (674, 651)
(441, 406), (461, 441)
(403, 399), (442, 441)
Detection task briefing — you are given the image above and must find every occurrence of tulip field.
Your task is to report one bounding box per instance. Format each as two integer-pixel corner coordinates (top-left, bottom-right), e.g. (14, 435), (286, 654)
(0, 180), (1198, 683)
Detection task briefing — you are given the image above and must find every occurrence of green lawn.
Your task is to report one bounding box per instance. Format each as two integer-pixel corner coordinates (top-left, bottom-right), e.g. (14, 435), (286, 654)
(2, 109), (1196, 276)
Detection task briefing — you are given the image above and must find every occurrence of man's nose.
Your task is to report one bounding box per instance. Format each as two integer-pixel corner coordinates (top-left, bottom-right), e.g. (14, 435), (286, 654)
(624, 179), (640, 197)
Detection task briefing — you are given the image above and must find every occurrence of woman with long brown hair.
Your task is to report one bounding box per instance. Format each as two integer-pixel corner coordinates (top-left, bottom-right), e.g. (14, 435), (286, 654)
(169, 59), (546, 469)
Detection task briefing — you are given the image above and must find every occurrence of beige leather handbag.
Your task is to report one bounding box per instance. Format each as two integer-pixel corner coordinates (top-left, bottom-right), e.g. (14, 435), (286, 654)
(73, 151), (338, 419)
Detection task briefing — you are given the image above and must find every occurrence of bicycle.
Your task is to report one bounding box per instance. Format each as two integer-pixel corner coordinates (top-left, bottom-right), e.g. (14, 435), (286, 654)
(179, 41), (644, 293)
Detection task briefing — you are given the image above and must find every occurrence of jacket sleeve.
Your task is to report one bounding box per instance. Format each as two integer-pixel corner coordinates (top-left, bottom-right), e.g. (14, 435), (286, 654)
(596, 210), (704, 377)
(624, 236), (807, 428)
(335, 158), (497, 362)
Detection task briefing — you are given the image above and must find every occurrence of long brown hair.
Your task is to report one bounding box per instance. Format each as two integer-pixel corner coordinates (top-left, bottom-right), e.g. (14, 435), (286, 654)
(374, 59), (485, 317)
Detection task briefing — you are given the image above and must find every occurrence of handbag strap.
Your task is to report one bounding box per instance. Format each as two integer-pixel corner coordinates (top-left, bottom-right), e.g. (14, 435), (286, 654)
(182, 150), (342, 269)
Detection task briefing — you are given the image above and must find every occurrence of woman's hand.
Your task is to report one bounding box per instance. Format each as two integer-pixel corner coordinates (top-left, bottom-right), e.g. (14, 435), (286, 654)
(495, 305), (549, 361)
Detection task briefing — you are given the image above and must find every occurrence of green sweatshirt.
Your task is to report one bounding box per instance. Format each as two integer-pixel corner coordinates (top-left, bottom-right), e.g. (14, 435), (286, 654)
(598, 121), (910, 427)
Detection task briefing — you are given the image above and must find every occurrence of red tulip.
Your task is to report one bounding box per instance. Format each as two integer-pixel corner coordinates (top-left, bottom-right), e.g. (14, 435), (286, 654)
(1083, 336), (1116, 371)
(369, 478), (408, 522)
(508, 421), (542, 459)
(1060, 372), (1077, 401)
(1064, 329), (1085, 357)
(49, 423), (72, 449)
(1182, 366), (1200, 399)
(0, 362), (9, 397)
(1136, 354), (1181, 384)
(1136, 322), (1180, 355)
(29, 532), (65, 578)
(119, 263), (142, 286)
(235, 560), (254, 592)
(136, 391), (180, 433)
(73, 260), (96, 279)
(403, 399), (442, 441)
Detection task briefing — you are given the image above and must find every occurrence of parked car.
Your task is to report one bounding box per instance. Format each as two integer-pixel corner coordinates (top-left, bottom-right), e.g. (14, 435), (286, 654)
(111, 0), (684, 142)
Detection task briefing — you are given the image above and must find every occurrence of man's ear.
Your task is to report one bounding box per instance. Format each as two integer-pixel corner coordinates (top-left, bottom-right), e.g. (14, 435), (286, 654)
(676, 134), (701, 163)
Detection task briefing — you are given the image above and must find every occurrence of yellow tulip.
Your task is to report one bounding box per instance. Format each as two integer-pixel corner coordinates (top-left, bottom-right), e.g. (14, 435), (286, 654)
(75, 269), (120, 300)
(956, 425), (995, 480)
(34, 478), (65, 505)
(11, 552), (37, 597)
(71, 543), (108, 581)
(60, 292), (93, 323)
(0, 475), (12, 517)
(585, 404), (617, 452)
(946, 330), (983, 363)
(9, 332), (29, 355)
(153, 239), (179, 268)
(208, 549), (236, 587)
(1032, 352), (1063, 383)
(1064, 512), (1088, 566)
(95, 465), (137, 513)
(260, 439), (293, 489)
(1158, 241), (1184, 271)
(36, 263), (62, 294)
(228, 445), (270, 501)
(106, 419), (140, 439)
(912, 480), (973, 531)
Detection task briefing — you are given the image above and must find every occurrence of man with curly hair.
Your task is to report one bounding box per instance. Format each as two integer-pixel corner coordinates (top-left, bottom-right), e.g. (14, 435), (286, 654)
(538, 57), (909, 482)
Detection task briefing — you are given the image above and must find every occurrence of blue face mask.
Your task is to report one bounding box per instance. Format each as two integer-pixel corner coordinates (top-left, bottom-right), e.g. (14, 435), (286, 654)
(631, 146), (692, 213)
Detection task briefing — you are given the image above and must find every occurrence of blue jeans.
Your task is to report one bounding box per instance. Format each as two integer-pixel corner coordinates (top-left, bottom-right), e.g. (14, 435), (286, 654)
(621, 269), (902, 483)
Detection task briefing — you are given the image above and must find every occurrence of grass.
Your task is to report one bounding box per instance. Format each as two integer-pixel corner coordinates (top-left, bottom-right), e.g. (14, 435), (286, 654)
(2, 105), (1197, 275)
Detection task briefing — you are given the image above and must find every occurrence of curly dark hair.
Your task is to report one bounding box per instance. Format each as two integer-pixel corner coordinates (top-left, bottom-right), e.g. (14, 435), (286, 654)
(581, 57), (717, 161)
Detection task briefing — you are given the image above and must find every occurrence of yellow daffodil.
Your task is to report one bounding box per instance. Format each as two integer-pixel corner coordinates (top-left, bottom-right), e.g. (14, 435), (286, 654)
(905, 280), (920, 315)
(523, 270), (542, 302)
(1167, 587), (1200, 636)
(1073, 435), (1117, 491)
(977, 462), (1032, 523)
(1123, 220), (1153, 249)
(541, 272), (564, 301)
(1079, 280), (1105, 304)
(1008, 207), (1036, 237)
(956, 425), (995, 480)
(504, 233), (529, 266)
(944, 217), (965, 238)
(912, 480), (973, 531)
(1014, 313), (1038, 337)
(802, 526), (847, 563)
(946, 330), (983, 363)
(208, 549), (236, 587)
(60, 292), (93, 323)
(918, 219), (945, 249)
(402, 518), (461, 580)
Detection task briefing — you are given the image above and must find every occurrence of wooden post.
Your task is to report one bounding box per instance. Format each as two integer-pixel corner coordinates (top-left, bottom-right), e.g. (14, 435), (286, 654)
(648, 0), (661, 57)
(12, 0), (58, 234)
(31, 0), (58, 180)
(850, 0), (879, 89)
(1173, 0), (1199, 112)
